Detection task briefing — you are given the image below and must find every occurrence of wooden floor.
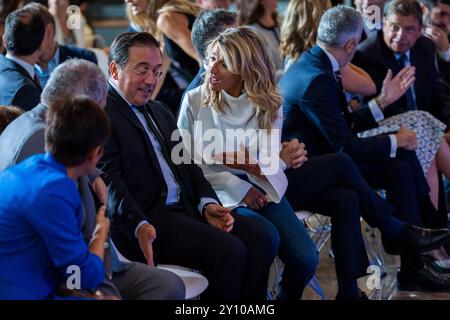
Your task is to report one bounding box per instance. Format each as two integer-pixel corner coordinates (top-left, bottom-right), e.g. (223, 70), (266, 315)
(289, 217), (450, 300)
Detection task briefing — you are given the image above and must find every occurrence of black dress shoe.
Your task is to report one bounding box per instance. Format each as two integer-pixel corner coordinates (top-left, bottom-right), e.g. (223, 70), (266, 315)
(397, 262), (450, 291)
(335, 289), (370, 300)
(383, 224), (450, 255)
(419, 254), (450, 274)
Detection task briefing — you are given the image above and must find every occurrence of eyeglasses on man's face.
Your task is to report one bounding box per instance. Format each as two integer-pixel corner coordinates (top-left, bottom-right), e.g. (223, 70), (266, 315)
(127, 63), (164, 80)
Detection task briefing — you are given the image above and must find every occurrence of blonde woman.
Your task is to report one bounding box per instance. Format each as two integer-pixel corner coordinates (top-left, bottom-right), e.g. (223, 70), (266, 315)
(280, 0), (376, 96)
(178, 27), (318, 299)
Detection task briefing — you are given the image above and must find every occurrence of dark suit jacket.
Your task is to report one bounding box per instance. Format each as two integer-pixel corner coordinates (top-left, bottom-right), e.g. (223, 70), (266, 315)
(353, 30), (450, 129)
(58, 44), (97, 65)
(0, 54), (41, 111)
(99, 86), (220, 243)
(280, 45), (391, 162)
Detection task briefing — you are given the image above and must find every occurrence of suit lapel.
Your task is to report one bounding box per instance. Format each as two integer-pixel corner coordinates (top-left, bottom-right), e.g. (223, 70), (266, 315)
(5, 57), (42, 91)
(108, 87), (164, 178)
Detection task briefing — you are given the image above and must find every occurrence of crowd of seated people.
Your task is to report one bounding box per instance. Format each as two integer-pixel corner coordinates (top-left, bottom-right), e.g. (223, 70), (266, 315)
(1, 0), (450, 301)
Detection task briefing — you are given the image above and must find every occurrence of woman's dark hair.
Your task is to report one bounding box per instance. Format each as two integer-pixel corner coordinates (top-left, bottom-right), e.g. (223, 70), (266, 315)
(45, 96), (111, 166)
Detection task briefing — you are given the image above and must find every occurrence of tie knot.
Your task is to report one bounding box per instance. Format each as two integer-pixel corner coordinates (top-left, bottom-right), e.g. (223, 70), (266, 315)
(398, 54), (408, 66)
(134, 105), (147, 114)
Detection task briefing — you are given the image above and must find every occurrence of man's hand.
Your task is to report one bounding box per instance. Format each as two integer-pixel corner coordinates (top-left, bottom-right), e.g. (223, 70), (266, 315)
(424, 25), (450, 53)
(94, 206), (110, 238)
(242, 186), (268, 211)
(395, 126), (418, 151)
(376, 67), (416, 109)
(204, 204), (234, 232)
(280, 139), (308, 169)
(137, 223), (157, 267)
(92, 176), (108, 205)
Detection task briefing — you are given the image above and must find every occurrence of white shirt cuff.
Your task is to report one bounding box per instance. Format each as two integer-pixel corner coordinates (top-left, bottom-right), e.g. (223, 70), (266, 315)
(135, 220), (150, 238)
(368, 99), (385, 122)
(389, 134), (397, 158)
(438, 46), (450, 62)
(198, 197), (219, 216)
(280, 159), (287, 172)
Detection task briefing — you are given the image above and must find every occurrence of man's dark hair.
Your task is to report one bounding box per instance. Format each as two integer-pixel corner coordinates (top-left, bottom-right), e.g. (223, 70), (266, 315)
(109, 32), (160, 67)
(45, 96), (111, 167)
(384, 0), (424, 25)
(4, 6), (45, 55)
(23, 2), (55, 28)
(191, 9), (236, 62)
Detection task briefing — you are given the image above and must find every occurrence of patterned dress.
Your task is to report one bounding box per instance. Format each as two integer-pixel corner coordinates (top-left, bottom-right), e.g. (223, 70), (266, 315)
(358, 110), (446, 174)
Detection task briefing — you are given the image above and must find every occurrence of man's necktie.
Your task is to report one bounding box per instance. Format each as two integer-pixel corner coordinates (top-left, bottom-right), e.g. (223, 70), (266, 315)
(134, 105), (186, 194)
(33, 73), (42, 91)
(398, 54), (416, 111)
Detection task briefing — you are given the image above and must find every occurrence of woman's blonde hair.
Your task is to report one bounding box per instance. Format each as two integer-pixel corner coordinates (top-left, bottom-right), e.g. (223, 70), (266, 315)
(202, 26), (281, 131)
(280, 0), (331, 61)
(126, 0), (200, 40)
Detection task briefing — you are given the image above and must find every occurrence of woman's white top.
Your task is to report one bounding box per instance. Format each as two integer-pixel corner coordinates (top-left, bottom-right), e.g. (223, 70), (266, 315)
(177, 86), (287, 209)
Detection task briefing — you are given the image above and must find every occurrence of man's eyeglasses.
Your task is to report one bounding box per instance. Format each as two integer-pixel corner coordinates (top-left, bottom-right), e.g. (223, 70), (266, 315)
(127, 64), (164, 80)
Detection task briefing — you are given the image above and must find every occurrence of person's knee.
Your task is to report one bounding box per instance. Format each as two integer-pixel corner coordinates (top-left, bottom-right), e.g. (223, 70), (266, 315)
(336, 189), (359, 213)
(289, 244), (319, 279)
(160, 271), (186, 300)
(220, 236), (247, 268)
(252, 218), (281, 259)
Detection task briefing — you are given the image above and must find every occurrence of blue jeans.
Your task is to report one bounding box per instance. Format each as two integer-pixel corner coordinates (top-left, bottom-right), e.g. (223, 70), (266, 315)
(233, 197), (318, 299)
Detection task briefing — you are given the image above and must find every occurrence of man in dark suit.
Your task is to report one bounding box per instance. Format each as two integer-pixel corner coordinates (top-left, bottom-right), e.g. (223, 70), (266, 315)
(280, 4), (450, 290)
(27, 3), (97, 88)
(0, 6), (46, 111)
(99, 32), (276, 300)
(0, 58), (185, 300)
(353, 0), (450, 128)
(353, 0), (450, 229)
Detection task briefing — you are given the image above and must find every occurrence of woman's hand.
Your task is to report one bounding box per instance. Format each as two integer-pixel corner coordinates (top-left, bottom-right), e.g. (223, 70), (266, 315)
(242, 187), (268, 211)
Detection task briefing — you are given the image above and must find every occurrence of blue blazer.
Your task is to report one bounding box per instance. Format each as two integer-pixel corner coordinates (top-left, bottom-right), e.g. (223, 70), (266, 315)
(58, 45), (97, 65)
(0, 153), (104, 299)
(0, 54), (41, 111)
(280, 45), (391, 162)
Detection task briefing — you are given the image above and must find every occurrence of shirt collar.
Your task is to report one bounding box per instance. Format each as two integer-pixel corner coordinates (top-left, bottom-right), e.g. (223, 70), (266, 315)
(109, 79), (135, 108)
(319, 46), (340, 73)
(394, 50), (411, 61)
(5, 53), (35, 78)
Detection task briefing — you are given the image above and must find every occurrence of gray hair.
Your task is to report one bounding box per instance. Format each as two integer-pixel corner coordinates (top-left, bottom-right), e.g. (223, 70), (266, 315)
(317, 5), (364, 48)
(191, 9), (237, 62)
(41, 59), (107, 107)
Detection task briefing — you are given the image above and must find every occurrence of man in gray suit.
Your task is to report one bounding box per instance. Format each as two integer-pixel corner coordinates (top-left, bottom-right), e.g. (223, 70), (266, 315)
(0, 59), (185, 300)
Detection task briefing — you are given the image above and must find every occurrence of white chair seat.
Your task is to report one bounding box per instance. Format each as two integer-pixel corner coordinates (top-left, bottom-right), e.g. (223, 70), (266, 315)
(158, 265), (209, 300)
(110, 240), (208, 299)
